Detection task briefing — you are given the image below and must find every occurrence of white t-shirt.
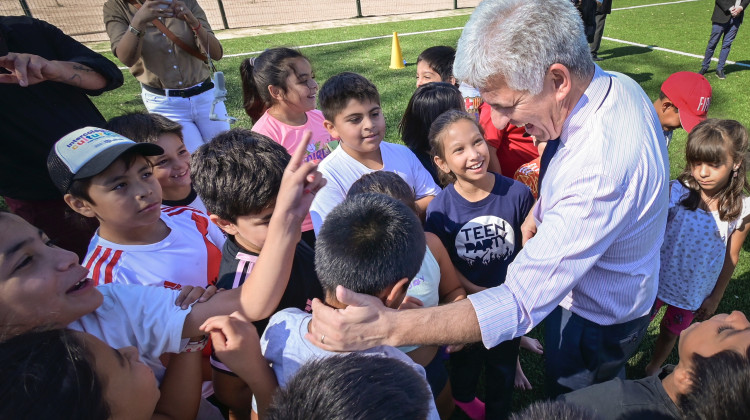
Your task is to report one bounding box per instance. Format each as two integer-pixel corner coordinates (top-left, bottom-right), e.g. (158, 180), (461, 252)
(68, 284), (189, 382)
(658, 181), (750, 310)
(83, 206), (225, 288)
(399, 245), (440, 354)
(310, 141), (441, 234)
(257, 308), (440, 419)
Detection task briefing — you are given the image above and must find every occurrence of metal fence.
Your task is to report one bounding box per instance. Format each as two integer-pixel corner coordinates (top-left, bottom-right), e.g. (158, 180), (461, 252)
(3, 0), (481, 43)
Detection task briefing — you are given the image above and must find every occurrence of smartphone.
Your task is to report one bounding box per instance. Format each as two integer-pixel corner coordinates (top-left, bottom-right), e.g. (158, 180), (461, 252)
(157, 0), (173, 10)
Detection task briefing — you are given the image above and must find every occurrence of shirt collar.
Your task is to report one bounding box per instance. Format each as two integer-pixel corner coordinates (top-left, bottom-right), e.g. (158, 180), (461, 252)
(560, 64), (612, 145)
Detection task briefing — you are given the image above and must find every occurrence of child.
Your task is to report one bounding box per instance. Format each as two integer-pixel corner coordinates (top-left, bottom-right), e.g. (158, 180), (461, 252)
(265, 353), (433, 420)
(416, 46), (457, 87)
(50, 127), (224, 289)
(105, 112), (208, 213)
(645, 119), (750, 376)
(242, 48), (337, 246)
(652, 72), (712, 147)
(348, 171), (467, 418)
(1, 325), (276, 420)
(399, 82), (465, 185)
(190, 129), (325, 419)
(480, 101), (539, 178)
(260, 193), (439, 420)
(310, 72), (440, 231)
(0, 134), (324, 417)
(425, 110), (535, 419)
(560, 310), (750, 420)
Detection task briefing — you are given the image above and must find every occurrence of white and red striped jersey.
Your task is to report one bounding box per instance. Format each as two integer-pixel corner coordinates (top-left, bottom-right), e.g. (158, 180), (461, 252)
(83, 205), (225, 288)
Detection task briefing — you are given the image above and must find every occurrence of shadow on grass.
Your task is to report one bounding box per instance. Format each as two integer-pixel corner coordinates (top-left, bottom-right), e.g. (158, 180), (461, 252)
(600, 45), (653, 60)
(726, 61), (750, 76)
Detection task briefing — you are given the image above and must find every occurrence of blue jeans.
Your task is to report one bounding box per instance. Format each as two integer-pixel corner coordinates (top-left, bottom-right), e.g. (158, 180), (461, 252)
(544, 306), (650, 398)
(701, 18), (742, 72)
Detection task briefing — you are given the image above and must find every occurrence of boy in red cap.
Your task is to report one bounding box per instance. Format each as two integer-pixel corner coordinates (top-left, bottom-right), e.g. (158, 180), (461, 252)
(653, 72), (712, 146)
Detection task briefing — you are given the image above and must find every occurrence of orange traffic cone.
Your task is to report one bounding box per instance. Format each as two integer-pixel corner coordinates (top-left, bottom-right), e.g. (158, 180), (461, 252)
(389, 32), (405, 70)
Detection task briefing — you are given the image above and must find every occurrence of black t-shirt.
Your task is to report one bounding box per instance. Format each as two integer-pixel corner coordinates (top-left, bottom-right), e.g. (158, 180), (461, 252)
(216, 235), (324, 337)
(0, 16), (123, 199)
(559, 367), (681, 420)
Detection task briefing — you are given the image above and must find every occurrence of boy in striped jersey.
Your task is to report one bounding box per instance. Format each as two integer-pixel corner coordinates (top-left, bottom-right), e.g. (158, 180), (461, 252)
(49, 127), (224, 289)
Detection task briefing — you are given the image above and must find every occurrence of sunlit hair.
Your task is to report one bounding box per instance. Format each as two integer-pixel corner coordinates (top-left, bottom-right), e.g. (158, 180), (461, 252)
(399, 82), (464, 155)
(0, 329), (110, 419)
(679, 345), (750, 420)
(454, 0), (593, 94)
(677, 119), (749, 221)
(428, 109), (485, 187)
(348, 171), (418, 215)
(240, 48), (310, 122)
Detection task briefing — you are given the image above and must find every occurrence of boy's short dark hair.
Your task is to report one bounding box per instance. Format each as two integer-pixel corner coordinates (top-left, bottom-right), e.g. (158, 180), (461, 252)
(315, 193), (425, 296)
(266, 353), (432, 420)
(190, 128), (290, 222)
(417, 46), (456, 82)
(318, 72), (380, 122)
(348, 171), (418, 215)
(510, 401), (600, 420)
(105, 112), (183, 144)
(678, 345), (750, 420)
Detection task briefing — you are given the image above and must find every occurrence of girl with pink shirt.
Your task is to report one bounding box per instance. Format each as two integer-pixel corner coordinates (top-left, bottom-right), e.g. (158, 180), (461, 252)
(241, 48), (336, 246)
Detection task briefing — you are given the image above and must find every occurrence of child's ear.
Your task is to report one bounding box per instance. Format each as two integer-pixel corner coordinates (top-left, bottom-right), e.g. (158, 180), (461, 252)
(63, 194), (97, 218)
(672, 364), (694, 395)
(661, 98), (676, 114)
(434, 154), (450, 175)
(323, 119), (340, 139)
(268, 84), (284, 102)
(383, 277), (411, 308)
(209, 214), (239, 236)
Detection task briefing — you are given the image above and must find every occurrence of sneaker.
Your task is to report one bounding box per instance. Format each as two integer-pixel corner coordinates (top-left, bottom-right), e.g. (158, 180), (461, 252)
(716, 69), (726, 79)
(698, 67), (707, 75)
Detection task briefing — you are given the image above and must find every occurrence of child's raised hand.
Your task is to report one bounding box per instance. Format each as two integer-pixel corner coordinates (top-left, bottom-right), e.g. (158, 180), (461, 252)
(275, 130), (326, 225)
(200, 311), (261, 373)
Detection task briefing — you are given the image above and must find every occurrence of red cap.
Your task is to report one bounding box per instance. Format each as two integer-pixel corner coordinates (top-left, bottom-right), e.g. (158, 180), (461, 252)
(661, 72), (712, 133)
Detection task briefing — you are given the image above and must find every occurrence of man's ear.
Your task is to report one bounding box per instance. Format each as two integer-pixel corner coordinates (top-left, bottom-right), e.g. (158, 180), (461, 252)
(547, 63), (573, 102)
(323, 119), (340, 139)
(63, 193), (97, 218)
(209, 214), (239, 236)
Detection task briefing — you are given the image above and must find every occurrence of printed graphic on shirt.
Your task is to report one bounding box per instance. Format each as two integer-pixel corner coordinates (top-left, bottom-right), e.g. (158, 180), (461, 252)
(455, 215), (515, 266)
(305, 139), (338, 162)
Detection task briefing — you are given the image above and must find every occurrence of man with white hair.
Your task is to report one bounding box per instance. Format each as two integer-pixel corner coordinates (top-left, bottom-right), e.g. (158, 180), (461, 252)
(309, 0), (668, 409)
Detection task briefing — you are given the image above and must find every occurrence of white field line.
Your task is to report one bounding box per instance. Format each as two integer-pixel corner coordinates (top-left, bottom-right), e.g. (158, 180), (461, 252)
(602, 36), (750, 68)
(114, 0), (729, 70)
(612, 0), (701, 11)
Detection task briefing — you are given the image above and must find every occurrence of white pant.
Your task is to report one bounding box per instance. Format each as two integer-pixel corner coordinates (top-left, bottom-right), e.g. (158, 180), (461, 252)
(141, 85), (230, 152)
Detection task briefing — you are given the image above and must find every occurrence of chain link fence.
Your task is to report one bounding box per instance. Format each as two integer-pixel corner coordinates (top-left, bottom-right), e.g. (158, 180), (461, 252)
(2, 0), (480, 43)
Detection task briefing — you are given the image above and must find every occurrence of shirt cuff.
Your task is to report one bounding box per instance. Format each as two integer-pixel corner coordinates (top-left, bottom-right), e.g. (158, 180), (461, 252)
(467, 284), (520, 349)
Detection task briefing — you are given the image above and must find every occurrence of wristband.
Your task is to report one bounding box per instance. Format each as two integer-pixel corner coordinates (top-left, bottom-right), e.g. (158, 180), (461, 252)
(182, 335), (208, 353)
(128, 25), (143, 38)
(191, 22), (201, 32)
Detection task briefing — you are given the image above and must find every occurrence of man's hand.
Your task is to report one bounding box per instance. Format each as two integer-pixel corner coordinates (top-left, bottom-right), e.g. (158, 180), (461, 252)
(307, 285), (394, 351)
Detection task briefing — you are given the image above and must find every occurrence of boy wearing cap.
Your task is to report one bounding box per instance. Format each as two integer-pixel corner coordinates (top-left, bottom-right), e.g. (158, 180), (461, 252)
(49, 127), (225, 289)
(653, 72), (712, 147)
